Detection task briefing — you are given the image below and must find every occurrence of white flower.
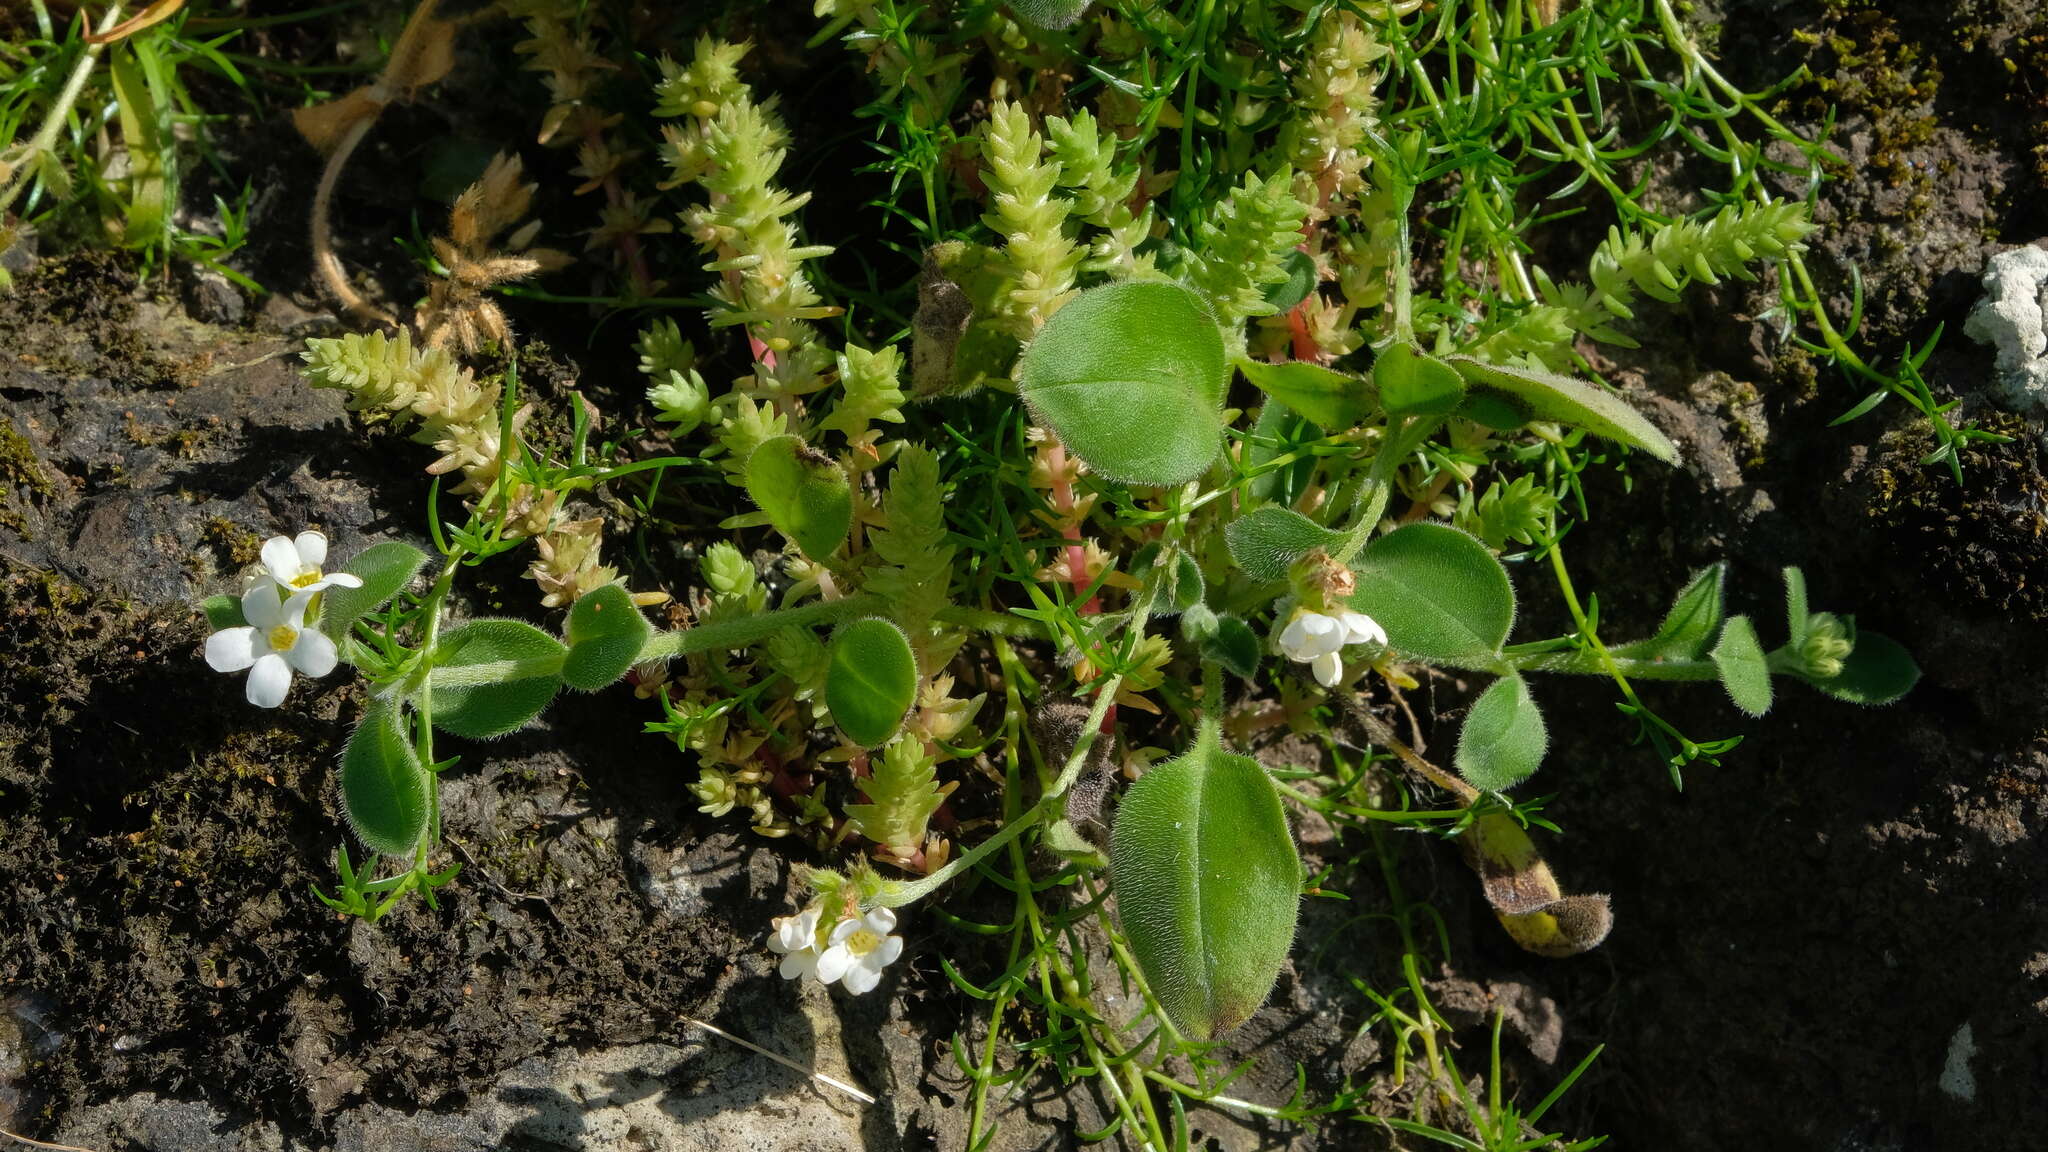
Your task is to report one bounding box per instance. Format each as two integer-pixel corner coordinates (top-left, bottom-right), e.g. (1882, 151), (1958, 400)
(767, 906), (824, 981)
(1335, 609), (1387, 648)
(259, 530), (363, 594)
(814, 908), (904, 995)
(1278, 608), (1387, 689)
(205, 584), (339, 707)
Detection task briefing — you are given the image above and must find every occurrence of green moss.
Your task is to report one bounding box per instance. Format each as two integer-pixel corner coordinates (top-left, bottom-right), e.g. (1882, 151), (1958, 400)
(203, 517), (263, 568)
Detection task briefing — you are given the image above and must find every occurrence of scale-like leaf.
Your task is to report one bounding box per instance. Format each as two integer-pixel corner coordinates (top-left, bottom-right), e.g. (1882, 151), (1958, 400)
(1349, 523), (1516, 670)
(1711, 615), (1773, 716)
(746, 435), (853, 561)
(340, 698), (429, 857)
(322, 540), (430, 639)
(561, 583), (652, 691)
(1224, 505), (1344, 582)
(1445, 356), (1680, 464)
(826, 618), (919, 748)
(1111, 734), (1300, 1040)
(430, 619), (566, 739)
(1017, 280), (1228, 486)
(1456, 673), (1549, 792)
(1237, 359), (1375, 429)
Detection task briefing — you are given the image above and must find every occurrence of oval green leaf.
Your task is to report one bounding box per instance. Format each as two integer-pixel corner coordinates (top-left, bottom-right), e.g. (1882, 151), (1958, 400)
(1445, 356), (1680, 465)
(1612, 563), (1725, 663)
(746, 435), (853, 562)
(561, 583), (653, 691)
(1807, 629), (1918, 706)
(1017, 280), (1228, 486)
(1348, 523), (1516, 670)
(1236, 359), (1376, 429)
(1008, 0), (1093, 28)
(1710, 614), (1773, 717)
(202, 594), (246, 631)
(1111, 734), (1300, 1040)
(1134, 543), (1205, 616)
(430, 618), (566, 740)
(340, 698), (429, 857)
(1455, 673), (1549, 792)
(1373, 344), (1466, 416)
(1224, 505), (1345, 582)
(321, 540), (430, 639)
(826, 618), (919, 748)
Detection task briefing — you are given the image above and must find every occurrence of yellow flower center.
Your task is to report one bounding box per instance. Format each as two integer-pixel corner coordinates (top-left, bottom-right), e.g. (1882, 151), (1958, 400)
(290, 570), (322, 588)
(843, 928), (881, 956)
(267, 625), (298, 651)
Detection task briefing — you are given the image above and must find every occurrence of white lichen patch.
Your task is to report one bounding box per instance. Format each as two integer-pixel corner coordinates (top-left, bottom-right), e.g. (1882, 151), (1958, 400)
(1963, 244), (2048, 416)
(1937, 1020), (1977, 1102)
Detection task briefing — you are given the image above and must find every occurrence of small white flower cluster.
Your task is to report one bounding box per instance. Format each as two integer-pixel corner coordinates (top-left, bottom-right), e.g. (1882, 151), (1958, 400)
(1279, 608), (1387, 688)
(768, 905), (904, 995)
(204, 530), (362, 708)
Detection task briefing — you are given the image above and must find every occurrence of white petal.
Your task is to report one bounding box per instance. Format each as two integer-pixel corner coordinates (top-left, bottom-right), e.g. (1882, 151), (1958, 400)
(839, 963), (881, 995)
(294, 530), (328, 568)
(778, 950), (817, 980)
(321, 572), (364, 589)
(287, 627), (338, 678)
(246, 653), (293, 708)
(1313, 650), (1343, 688)
(205, 627), (258, 672)
(827, 918), (861, 947)
(1278, 616), (1314, 659)
(280, 588), (319, 627)
(813, 946), (853, 985)
(1297, 614), (1345, 656)
(241, 583), (285, 632)
(875, 935), (904, 967)
(865, 907), (896, 934)
(1340, 611), (1387, 647)
(261, 536), (304, 582)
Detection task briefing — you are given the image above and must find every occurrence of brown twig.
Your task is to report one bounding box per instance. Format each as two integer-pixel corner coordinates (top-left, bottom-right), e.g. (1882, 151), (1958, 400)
(0, 1127), (101, 1152)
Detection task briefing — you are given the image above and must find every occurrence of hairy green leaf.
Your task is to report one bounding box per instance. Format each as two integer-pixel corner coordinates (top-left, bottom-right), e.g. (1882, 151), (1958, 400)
(1711, 615), (1773, 716)
(826, 618), (919, 748)
(1236, 359), (1375, 429)
(1445, 356), (1680, 464)
(1455, 674), (1549, 792)
(1806, 630), (1919, 705)
(1017, 280), (1228, 486)
(1373, 344), (1466, 416)
(1612, 563), (1725, 662)
(431, 619), (566, 739)
(1007, 0), (1093, 28)
(202, 594), (246, 631)
(561, 583), (652, 691)
(1782, 566), (1811, 650)
(340, 699), (429, 857)
(1135, 543), (1206, 616)
(1224, 505), (1344, 582)
(1202, 614), (1262, 680)
(1111, 734), (1300, 1040)
(322, 540), (430, 639)
(746, 435), (853, 561)
(1348, 523), (1516, 670)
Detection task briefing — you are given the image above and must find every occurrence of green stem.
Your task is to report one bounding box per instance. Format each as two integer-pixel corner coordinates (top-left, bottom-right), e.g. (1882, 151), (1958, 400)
(1334, 415), (1432, 565)
(0, 3), (125, 223)
(881, 584), (1160, 909)
(412, 555), (461, 868)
